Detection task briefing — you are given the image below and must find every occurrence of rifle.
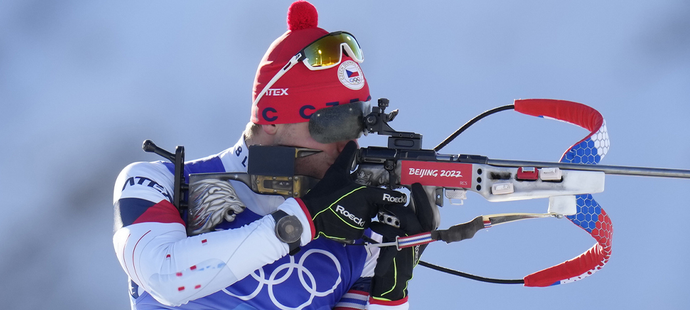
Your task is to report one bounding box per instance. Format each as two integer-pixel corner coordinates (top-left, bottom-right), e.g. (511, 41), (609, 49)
(352, 98), (689, 286)
(143, 98), (690, 287)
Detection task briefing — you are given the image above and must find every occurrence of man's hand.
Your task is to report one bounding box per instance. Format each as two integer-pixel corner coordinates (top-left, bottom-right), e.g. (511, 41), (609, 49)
(370, 183), (435, 305)
(296, 141), (407, 243)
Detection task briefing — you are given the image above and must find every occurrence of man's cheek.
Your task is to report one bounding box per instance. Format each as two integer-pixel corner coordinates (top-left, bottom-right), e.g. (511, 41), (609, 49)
(294, 154), (329, 178)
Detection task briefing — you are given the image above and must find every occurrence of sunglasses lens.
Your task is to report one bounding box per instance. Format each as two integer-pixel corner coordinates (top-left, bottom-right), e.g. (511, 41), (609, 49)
(303, 33), (363, 68)
(309, 101), (370, 144)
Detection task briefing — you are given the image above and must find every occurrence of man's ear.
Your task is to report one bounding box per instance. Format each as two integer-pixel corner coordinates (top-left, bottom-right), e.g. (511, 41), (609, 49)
(262, 124), (278, 136)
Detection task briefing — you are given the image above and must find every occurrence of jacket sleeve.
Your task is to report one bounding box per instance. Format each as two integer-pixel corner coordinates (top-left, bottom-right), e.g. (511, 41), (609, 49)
(112, 161), (312, 306)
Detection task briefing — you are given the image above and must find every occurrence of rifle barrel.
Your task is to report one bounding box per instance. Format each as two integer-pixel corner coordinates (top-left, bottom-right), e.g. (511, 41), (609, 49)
(486, 159), (690, 179)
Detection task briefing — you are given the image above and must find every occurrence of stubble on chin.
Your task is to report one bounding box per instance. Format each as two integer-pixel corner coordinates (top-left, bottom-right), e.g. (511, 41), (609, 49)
(294, 152), (333, 179)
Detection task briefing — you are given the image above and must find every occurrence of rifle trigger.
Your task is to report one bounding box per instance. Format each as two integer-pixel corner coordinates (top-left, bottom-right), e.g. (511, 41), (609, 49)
(445, 188), (467, 205)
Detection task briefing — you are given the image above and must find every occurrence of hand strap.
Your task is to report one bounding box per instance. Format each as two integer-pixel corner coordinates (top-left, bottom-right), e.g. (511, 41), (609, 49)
(271, 210), (302, 255)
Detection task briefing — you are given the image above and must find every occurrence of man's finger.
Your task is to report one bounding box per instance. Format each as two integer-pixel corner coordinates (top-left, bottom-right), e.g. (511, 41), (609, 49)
(411, 183), (435, 232)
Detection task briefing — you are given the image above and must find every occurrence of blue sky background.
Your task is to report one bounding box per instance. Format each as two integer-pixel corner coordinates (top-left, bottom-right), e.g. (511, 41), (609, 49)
(1, 1), (689, 309)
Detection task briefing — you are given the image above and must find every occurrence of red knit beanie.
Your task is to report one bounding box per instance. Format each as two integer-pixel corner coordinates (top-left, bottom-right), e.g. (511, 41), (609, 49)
(251, 0), (370, 125)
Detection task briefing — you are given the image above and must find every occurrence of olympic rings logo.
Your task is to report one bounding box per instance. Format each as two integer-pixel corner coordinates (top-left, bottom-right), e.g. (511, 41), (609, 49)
(223, 249), (342, 310)
(348, 77), (362, 83)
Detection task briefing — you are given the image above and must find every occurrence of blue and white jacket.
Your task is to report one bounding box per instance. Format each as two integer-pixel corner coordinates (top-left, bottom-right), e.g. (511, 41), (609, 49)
(113, 136), (407, 310)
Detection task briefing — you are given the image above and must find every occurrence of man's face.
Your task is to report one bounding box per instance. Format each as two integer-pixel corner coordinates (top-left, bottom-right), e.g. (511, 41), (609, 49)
(273, 122), (354, 179)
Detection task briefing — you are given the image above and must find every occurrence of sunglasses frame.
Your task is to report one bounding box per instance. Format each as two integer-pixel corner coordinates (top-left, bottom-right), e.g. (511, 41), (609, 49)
(299, 31), (364, 70)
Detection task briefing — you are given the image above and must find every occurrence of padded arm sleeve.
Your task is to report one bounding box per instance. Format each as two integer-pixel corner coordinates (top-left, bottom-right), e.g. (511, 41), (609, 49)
(112, 162), (311, 306)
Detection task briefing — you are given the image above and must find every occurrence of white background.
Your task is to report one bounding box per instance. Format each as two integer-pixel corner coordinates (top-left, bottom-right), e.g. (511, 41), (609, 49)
(1, 1), (688, 309)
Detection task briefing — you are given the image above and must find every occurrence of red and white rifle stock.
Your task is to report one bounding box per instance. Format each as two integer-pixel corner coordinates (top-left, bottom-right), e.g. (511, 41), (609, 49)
(357, 98), (689, 286)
